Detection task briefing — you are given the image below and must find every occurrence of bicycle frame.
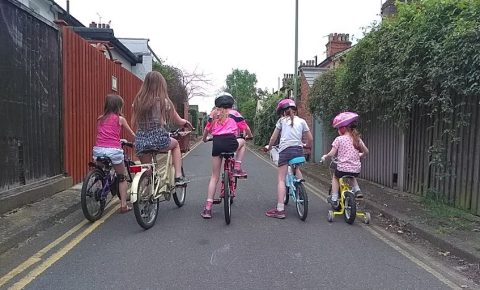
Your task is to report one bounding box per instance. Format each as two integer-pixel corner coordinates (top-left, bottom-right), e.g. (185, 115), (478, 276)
(221, 155), (237, 196)
(130, 150), (175, 203)
(285, 164), (301, 201)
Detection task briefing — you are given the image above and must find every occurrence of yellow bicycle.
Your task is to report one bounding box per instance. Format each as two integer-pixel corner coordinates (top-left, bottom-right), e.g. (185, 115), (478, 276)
(327, 176), (370, 224)
(325, 159), (371, 224)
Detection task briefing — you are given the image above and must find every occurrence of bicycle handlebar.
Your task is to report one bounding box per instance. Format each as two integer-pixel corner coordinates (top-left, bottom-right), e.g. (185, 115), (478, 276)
(120, 139), (134, 148)
(204, 135), (253, 143)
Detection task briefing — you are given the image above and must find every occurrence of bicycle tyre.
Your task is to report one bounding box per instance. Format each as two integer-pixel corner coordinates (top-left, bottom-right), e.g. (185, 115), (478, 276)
(295, 182), (308, 221)
(284, 186), (290, 205)
(223, 172), (231, 225)
(133, 173), (159, 230)
(81, 169), (105, 222)
(173, 166), (186, 207)
(343, 191), (357, 224)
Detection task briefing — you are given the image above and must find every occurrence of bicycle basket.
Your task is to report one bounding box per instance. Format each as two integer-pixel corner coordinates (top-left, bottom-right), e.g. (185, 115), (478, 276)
(270, 146), (279, 166)
(173, 131), (191, 153)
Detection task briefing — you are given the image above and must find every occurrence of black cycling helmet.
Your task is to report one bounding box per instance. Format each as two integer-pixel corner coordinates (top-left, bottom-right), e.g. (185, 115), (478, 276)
(214, 92), (235, 108)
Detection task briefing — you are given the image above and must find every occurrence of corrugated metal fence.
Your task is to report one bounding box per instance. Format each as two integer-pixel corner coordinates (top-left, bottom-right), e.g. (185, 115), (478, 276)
(0, 1), (62, 192)
(343, 101), (480, 215)
(405, 97), (480, 215)
(62, 27), (142, 183)
(360, 113), (402, 189)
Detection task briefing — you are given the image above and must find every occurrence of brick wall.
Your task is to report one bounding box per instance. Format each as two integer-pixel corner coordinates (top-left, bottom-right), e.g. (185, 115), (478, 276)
(297, 73), (313, 158)
(297, 72), (313, 130)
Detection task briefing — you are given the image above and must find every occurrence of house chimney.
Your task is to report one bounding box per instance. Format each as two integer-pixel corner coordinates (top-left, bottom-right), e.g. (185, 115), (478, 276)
(89, 21), (96, 28)
(325, 33), (352, 58)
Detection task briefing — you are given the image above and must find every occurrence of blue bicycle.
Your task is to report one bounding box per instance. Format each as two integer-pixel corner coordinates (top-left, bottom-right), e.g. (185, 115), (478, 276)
(81, 139), (135, 222)
(270, 146), (309, 221)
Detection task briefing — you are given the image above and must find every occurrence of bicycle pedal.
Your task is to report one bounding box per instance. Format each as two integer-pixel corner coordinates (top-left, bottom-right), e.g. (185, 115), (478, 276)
(213, 198), (222, 204)
(235, 175), (247, 179)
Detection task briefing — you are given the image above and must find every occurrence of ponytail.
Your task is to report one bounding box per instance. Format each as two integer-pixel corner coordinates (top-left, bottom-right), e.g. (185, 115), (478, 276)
(211, 107), (229, 126)
(283, 108), (295, 127)
(348, 127), (362, 152)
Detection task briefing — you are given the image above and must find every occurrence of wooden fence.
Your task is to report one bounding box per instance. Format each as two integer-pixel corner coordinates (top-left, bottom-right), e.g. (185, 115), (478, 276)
(62, 27), (143, 183)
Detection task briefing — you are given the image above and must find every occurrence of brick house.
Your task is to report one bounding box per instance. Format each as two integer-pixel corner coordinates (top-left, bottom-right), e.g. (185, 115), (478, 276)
(288, 33), (352, 161)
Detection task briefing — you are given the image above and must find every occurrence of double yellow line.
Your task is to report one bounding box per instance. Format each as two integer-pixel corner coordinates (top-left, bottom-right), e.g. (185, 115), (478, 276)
(0, 202), (118, 289)
(0, 140), (203, 290)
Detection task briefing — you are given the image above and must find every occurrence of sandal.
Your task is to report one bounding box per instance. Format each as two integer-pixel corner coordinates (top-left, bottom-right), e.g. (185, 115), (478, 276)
(119, 205), (132, 214)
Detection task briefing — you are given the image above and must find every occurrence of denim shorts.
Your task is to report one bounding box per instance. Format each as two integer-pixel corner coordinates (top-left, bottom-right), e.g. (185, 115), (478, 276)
(92, 146), (124, 165)
(278, 146), (304, 167)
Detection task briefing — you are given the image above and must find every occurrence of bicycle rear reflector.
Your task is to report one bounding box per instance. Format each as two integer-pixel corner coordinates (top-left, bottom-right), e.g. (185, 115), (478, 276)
(130, 165), (142, 173)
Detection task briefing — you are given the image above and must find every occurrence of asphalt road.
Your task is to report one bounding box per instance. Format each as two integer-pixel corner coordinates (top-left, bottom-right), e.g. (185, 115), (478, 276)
(1, 142), (462, 289)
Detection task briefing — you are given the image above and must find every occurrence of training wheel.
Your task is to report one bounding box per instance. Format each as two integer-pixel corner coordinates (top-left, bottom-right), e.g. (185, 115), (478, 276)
(327, 210), (334, 222)
(363, 212), (371, 224)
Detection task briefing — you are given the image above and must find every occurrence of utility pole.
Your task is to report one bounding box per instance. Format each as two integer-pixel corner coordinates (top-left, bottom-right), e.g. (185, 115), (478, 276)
(293, 0), (298, 101)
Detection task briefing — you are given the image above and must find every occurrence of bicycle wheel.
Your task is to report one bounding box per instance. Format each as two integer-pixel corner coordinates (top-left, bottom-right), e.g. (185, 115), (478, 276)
(133, 173), (159, 230)
(295, 182), (308, 221)
(173, 166), (186, 207)
(223, 172), (231, 225)
(81, 169), (105, 222)
(343, 191), (357, 224)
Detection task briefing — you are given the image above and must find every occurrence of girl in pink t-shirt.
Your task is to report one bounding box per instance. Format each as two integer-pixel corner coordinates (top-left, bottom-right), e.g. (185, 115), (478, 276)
(200, 92), (253, 219)
(321, 112), (369, 206)
(93, 94), (135, 213)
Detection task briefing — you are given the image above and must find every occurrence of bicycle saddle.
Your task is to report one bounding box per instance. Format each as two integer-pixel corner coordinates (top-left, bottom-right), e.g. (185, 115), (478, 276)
(220, 152), (235, 158)
(288, 156), (306, 165)
(139, 149), (169, 155)
(96, 156), (112, 166)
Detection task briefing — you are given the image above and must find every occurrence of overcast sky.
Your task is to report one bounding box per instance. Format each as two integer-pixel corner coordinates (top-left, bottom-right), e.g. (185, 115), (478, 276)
(58, 0), (383, 112)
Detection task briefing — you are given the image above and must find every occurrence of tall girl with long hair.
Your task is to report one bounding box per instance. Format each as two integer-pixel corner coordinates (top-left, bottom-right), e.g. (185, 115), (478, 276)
(132, 71), (193, 186)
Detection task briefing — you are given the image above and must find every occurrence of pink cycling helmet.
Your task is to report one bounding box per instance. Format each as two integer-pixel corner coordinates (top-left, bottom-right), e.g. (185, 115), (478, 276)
(276, 98), (296, 115)
(332, 112), (359, 129)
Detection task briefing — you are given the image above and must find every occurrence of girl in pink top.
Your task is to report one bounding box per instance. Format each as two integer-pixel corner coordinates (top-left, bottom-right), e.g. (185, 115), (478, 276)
(321, 112), (369, 206)
(200, 92), (253, 219)
(93, 94), (135, 213)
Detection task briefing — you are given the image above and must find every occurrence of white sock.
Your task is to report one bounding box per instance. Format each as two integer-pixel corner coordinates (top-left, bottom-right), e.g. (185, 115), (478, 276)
(277, 203), (284, 211)
(331, 193), (338, 202)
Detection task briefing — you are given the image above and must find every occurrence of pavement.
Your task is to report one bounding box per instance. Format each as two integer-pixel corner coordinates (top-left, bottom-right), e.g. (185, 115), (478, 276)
(1, 140), (479, 267)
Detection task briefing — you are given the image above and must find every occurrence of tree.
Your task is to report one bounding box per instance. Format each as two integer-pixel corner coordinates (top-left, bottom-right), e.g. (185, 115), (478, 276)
(182, 66), (212, 101)
(225, 69), (258, 128)
(152, 61), (187, 117)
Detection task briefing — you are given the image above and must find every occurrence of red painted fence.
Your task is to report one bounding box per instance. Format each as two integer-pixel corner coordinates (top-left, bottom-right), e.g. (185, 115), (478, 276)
(62, 27), (142, 183)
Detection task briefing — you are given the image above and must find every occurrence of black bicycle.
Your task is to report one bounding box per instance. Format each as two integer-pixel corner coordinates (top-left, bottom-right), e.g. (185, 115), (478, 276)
(81, 140), (135, 222)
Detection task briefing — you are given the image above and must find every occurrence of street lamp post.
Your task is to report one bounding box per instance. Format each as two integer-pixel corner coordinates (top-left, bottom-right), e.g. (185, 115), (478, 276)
(293, 0), (298, 101)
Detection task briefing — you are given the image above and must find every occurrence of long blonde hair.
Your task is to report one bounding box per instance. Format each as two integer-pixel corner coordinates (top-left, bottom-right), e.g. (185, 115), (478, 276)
(210, 107), (229, 126)
(132, 71), (174, 128)
(346, 127), (362, 152)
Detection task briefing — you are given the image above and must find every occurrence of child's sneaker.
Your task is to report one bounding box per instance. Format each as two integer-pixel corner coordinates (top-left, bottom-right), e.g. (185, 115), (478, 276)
(201, 208), (212, 219)
(355, 190), (364, 199)
(233, 161), (247, 177)
(175, 176), (188, 186)
(265, 208), (286, 219)
(327, 196), (339, 208)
